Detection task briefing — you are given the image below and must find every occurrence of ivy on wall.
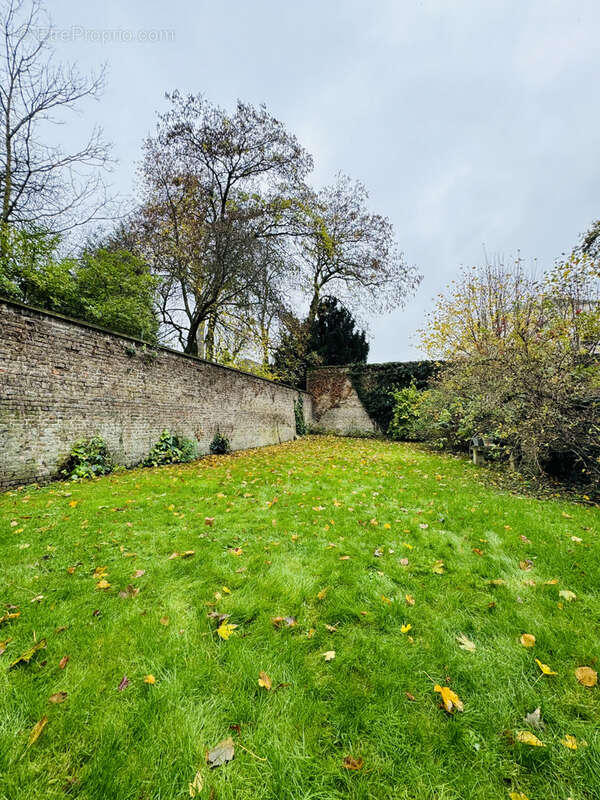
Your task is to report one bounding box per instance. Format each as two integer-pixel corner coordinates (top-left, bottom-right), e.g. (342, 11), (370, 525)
(348, 361), (440, 433)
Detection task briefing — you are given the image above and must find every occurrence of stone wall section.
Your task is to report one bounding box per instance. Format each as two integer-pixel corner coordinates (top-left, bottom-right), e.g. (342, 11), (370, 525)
(306, 366), (376, 435)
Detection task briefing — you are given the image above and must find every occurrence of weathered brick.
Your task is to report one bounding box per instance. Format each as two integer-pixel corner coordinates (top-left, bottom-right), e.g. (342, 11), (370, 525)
(0, 300), (313, 488)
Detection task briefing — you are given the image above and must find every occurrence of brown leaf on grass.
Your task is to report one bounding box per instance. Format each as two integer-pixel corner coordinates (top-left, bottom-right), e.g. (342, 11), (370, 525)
(271, 616), (296, 628)
(119, 585), (140, 599)
(48, 691), (68, 704)
(59, 655), (69, 669)
(339, 555), (350, 561)
(325, 623), (337, 632)
(207, 611), (231, 624)
(28, 715), (48, 745)
(575, 666), (598, 687)
(133, 569), (145, 579)
(229, 547), (243, 556)
(434, 684), (463, 713)
(342, 755), (364, 770)
(405, 692), (416, 701)
(519, 560), (533, 571)
(205, 517), (215, 526)
(159, 616), (170, 626)
(258, 671), (272, 690)
(472, 548), (484, 556)
(399, 558), (409, 567)
(520, 634), (536, 648)
(117, 675), (129, 691)
(9, 639), (46, 669)
(405, 594), (415, 606)
(206, 737), (235, 768)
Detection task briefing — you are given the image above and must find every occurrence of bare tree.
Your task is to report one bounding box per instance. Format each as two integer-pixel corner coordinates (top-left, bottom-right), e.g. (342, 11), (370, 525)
(296, 173), (421, 326)
(0, 0), (111, 234)
(138, 92), (312, 358)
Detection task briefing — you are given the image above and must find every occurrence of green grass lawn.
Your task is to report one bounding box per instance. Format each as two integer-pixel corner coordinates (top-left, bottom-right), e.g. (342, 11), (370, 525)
(1, 436), (599, 800)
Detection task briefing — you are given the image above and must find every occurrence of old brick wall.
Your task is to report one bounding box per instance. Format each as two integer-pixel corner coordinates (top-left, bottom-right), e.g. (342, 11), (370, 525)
(0, 300), (313, 488)
(306, 366), (377, 435)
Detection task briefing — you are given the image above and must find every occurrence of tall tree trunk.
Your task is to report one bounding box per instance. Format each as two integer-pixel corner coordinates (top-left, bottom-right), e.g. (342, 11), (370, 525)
(184, 315), (202, 356)
(307, 281), (321, 328)
(204, 311), (218, 361)
(196, 320), (205, 358)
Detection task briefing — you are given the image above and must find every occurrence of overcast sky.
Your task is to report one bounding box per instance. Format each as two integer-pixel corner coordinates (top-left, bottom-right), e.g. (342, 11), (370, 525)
(48, 0), (600, 361)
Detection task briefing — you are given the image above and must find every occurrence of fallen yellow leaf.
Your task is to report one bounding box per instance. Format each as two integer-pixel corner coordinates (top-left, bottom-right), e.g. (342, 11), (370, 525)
(520, 634), (536, 648)
(535, 658), (557, 675)
(562, 734), (577, 750)
(401, 623), (412, 634)
(189, 770), (204, 797)
(216, 622), (237, 640)
(28, 715), (48, 745)
(258, 671), (272, 690)
(575, 666), (597, 687)
(434, 684), (463, 713)
(516, 730), (545, 747)
(559, 589), (576, 602)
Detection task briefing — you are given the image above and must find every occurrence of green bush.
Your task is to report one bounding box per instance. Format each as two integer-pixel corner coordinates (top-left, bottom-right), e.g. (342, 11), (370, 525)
(294, 396), (307, 436)
(209, 431), (231, 455)
(61, 436), (114, 480)
(143, 431), (197, 467)
(348, 361), (439, 433)
(388, 382), (424, 441)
